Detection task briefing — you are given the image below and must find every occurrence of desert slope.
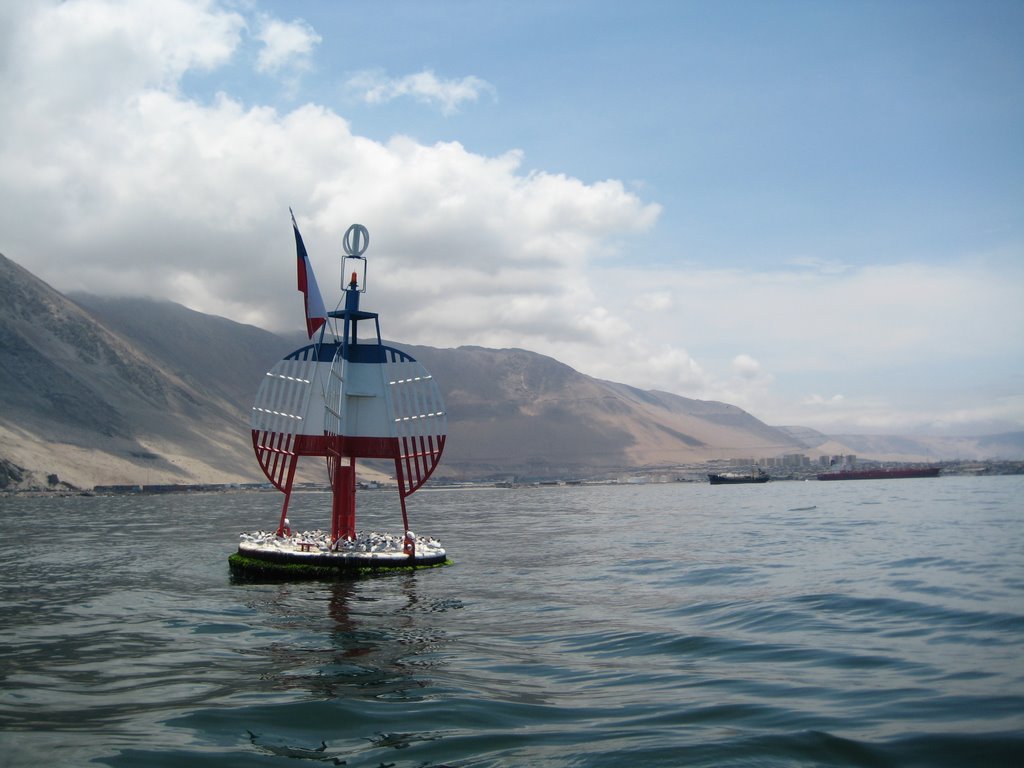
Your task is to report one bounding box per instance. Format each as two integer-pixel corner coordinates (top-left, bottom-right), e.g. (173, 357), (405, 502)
(3, 252), (1014, 489)
(0, 253), (257, 488)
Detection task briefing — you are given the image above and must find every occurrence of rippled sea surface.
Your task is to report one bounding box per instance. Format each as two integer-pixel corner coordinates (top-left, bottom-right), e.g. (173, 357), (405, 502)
(2, 475), (1023, 767)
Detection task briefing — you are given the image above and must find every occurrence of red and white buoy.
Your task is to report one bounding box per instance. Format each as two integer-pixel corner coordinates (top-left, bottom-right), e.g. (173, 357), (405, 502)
(232, 215), (448, 576)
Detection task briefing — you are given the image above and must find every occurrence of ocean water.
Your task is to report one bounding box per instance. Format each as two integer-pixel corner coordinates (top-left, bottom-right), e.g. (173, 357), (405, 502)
(1, 475), (1022, 767)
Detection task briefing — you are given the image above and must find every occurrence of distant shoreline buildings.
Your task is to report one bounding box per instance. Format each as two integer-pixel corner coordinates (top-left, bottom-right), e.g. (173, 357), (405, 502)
(726, 454), (859, 469)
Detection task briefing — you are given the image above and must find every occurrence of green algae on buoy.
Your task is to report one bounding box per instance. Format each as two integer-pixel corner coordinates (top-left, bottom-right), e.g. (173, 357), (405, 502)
(229, 529), (450, 580)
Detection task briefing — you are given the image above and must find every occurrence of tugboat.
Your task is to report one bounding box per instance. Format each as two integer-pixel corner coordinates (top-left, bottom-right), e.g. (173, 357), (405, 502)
(229, 214), (449, 579)
(708, 468), (770, 485)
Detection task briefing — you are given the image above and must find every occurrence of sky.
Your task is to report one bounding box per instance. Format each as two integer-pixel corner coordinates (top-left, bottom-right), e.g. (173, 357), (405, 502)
(1, 0), (1022, 437)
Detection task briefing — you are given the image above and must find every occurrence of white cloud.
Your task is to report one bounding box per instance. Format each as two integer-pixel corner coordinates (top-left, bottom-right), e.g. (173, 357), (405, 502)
(589, 258), (1024, 431)
(732, 354), (761, 379)
(0, 0), (1020, 438)
(254, 14), (320, 74)
(633, 291), (673, 311)
(784, 256), (850, 275)
(347, 68), (496, 115)
(645, 347), (708, 392)
(602, 260), (1024, 373)
(779, 392), (1022, 436)
(0, 0), (659, 365)
(2, 0), (242, 112)
(803, 393), (846, 406)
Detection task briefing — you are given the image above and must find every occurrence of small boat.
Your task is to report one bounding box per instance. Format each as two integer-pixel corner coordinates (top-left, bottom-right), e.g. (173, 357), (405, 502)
(708, 468), (770, 485)
(816, 466), (940, 481)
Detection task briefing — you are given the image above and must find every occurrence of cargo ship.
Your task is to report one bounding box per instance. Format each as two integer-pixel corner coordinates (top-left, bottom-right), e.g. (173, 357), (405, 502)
(816, 466), (940, 481)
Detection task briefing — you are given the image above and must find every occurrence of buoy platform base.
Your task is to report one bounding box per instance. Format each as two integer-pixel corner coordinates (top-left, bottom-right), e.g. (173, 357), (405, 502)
(229, 530), (450, 580)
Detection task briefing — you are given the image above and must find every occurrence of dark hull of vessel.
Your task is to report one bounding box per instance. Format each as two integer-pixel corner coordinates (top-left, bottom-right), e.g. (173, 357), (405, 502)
(816, 467), (940, 481)
(708, 473), (770, 485)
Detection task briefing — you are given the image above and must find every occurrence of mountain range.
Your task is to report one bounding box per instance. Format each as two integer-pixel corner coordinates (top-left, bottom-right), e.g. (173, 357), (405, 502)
(1, 252), (1020, 490)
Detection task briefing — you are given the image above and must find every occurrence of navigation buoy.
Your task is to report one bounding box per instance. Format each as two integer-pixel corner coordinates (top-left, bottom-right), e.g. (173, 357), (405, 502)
(229, 215), (449, 579)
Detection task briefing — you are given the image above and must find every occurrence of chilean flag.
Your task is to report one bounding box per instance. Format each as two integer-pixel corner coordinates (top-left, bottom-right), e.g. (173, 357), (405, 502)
(291, 210), (327, 338)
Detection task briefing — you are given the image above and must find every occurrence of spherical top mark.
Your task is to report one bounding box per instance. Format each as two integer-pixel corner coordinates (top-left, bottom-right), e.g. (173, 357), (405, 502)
(343, 224), (369, 257)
